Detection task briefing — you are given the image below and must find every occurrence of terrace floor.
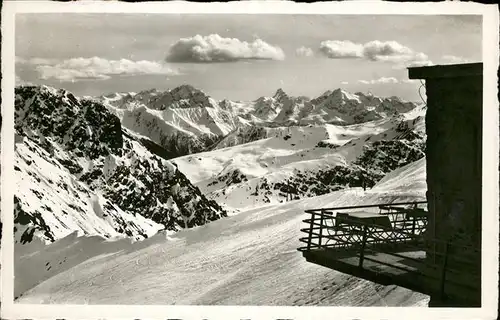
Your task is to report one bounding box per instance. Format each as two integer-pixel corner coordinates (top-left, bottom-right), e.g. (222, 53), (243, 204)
(302, 247), (480, 307)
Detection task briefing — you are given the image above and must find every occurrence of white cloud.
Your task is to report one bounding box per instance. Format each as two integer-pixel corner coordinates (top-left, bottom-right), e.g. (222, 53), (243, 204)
(392, 59), (434, 70)
(441, 55), (472, 64)
(358, 77), (399, 85)
(165, 34), (285, 63)
(362, 41), (424, 62)
(16, 57), (59, 65)
(319, 40), (431, 66)
(15, 75), (33, 86)
(295, 46), (314, 57)
(402, 79), (420, 84)
(407, 59), (434, 67)
(26, 57), (179, 82)
(341, 81), (349, 85)
(319, 40), (363, 59)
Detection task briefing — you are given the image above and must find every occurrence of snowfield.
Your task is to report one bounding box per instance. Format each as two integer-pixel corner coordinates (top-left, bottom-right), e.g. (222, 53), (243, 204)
(16, 158), (429, 306)
(172, 107), (425, 210)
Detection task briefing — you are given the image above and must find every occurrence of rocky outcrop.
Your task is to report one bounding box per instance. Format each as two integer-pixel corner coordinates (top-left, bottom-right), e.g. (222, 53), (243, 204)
(14, 85), (227, 244)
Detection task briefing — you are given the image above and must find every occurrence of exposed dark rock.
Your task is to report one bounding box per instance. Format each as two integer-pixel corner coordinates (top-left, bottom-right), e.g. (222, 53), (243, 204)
(14, 85), (228, 244)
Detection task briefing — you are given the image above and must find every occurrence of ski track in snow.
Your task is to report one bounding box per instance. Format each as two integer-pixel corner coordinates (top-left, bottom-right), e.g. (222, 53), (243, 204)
(16, 159), (430, 306)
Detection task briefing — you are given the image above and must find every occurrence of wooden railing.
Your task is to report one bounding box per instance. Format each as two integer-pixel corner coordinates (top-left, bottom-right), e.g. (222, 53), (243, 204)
(299, 201), (428, 253)
(297, 201), (481, 303)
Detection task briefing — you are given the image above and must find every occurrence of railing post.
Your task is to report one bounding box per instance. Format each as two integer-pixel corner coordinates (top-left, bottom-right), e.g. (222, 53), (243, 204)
(307, 212), (316, 251)
(358, 225), (368, 268)
(432, 193), (437, 265)
(318, 210), (325, 248)
(439, 242), (450, 300)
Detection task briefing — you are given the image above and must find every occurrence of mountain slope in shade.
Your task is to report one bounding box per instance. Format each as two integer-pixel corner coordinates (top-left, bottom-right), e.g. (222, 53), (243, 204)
(14, 85), (227, 245)
(98, 86), (419, 158)
(15, 158), (428, 306)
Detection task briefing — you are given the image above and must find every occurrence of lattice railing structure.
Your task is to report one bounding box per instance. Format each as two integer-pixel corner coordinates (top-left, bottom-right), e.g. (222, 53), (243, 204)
(299, 202), (429, 255)
(297, 201), (481, 303)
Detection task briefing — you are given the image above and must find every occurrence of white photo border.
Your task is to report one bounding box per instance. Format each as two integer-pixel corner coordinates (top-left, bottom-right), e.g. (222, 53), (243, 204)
(1, 1), (499, 320)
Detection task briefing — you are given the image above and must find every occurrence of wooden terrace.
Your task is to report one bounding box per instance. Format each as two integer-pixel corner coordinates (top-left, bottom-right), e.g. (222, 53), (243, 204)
(297, 202), (481, 306)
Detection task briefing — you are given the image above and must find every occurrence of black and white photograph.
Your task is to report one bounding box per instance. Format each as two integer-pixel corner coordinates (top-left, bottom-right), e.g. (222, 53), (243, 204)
(1, 1), (499, 319)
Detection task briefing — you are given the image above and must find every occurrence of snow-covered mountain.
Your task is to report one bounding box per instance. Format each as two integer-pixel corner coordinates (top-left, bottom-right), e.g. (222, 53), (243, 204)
(99, 85), (248, 159)
(98, 86), (420, 158)
(14, 85), (227, 245)
(303, 89), (416, 125)
(173, 106), (426, 211)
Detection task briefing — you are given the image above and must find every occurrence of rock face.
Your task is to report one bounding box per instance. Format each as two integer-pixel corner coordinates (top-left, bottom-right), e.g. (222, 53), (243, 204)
(14, 85), (227, 245)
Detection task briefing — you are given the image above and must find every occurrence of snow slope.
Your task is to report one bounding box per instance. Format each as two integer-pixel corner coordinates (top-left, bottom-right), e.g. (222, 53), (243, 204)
(172, 108), (426, 210)
(14, 85), (227, 245)
(15, 158), (429, 306)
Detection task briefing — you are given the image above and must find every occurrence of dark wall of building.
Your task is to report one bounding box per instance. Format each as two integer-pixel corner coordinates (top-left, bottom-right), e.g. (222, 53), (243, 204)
(426, 75), (482, 248)
(425, 75), (482, 305)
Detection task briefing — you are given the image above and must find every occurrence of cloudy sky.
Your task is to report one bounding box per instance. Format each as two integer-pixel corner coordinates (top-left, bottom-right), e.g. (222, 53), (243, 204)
(15, 14), (482, 101)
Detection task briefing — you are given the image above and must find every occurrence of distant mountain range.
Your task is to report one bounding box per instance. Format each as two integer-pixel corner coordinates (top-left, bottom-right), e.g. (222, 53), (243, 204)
(97, 85), (419, 158)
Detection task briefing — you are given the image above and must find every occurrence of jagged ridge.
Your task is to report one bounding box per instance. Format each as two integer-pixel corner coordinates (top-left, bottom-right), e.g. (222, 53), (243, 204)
(14, 85), (227, 244)
(98, 86), (419, 158)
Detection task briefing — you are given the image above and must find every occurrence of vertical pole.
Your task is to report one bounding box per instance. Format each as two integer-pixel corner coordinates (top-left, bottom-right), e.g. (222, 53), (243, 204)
(286, 181), (290, 202)
(358, 225), (368, 268)
(288, 180), (292, 201)
(439, 242), (450, 300)
(289, 182), (291, 201)
(307, 212), (316, 251)
(318, 210), (325, 248)
(432, 192), (437, 264)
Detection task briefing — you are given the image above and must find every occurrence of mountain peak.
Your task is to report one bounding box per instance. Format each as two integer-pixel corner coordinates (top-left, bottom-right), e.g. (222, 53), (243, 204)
(172, 84), (197, 92)
(172, 84), (204, 94)
(273, 88), (289, 101)
(387, 95), (404, 102)
(355, 91), (369, 96)
(331, 88), (350, 97)
(36, 84), (65, 97)
(329, 88), (362, 102)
